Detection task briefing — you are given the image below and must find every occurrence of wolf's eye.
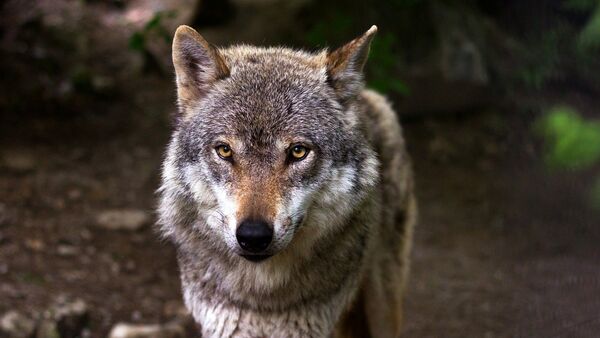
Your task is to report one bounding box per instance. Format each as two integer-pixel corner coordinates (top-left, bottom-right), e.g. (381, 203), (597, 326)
(289, 145), (309, 161)
(215, 145), (233, 160)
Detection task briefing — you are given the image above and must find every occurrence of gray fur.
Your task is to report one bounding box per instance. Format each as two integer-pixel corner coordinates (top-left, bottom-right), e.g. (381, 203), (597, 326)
(158, 25), (416, 338)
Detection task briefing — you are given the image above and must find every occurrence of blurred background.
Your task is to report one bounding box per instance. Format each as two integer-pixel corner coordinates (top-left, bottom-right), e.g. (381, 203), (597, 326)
(1, 0), (600, 337)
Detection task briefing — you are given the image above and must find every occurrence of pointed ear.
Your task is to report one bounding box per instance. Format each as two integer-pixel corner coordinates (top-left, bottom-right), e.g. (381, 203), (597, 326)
(172, 25), (229, 112)
(326, 25), (377, 101)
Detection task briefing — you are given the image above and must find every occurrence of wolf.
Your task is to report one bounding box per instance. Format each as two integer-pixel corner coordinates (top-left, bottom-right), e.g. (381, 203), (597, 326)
(157, 24), (417, 338)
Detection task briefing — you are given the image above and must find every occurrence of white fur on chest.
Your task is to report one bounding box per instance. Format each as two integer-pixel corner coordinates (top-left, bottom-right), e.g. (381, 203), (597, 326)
(185, 288), (352, 338)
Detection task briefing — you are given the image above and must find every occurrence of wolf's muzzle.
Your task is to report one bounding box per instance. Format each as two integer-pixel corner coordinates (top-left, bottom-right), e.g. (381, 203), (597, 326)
(236, 219), (273, 254)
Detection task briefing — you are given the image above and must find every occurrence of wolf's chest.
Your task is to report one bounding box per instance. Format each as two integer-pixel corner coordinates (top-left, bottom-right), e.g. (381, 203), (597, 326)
(191, 298), (343, 338)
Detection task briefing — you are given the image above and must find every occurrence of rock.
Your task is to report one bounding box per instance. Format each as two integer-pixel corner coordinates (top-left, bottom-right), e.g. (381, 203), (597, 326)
(91, 75), (114, 92)
(40, 297), (88, 338)
(0, 311), (36, 338)
(1, 298), (89, 338)
(130, 311), (142, 322)
(54, 298), (88, 335)
(0, 203), (10, 227)
(390, 1), (505, 117)
(0, 284), (24, 301)
(24, 238), (46, 252)
(56, 245), (79, 257)
(0, 232), (8, 246)
(162, 301), (189, 318)
(35, 320), (60, 338)
(107, 322), (186, 338)
(66, 189), (82, 201)
(95, 209), (150, 231)
(79, 229), (92, 241)
(107, 314), (193, 338)
(1, 149), (37, 173)
(431, 2), (489, 85)
(123, 260), (136, 272)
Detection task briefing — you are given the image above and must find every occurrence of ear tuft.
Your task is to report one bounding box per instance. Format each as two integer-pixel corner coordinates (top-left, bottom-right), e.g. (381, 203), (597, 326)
(172, 25), (229, 114)
(326, 26), (378, 101)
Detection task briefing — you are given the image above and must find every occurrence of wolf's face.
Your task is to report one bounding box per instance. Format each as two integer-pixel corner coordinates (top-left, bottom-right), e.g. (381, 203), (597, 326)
(162, 26), (379, 263)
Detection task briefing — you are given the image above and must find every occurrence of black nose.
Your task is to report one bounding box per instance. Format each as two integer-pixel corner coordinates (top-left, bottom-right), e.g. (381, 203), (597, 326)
(236, 219), (273, 253)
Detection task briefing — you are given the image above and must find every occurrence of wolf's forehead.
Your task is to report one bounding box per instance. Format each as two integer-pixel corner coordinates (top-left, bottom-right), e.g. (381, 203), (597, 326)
(213, 82), (338, 138)
(223, 47), (326, 82)
(192, 90), (340, 150)
(188, 47), (342, 143)
(207, 61), (336, 123)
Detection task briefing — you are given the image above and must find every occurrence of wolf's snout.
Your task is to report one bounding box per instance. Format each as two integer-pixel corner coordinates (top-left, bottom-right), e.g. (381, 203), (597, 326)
(236, 219), (273, 253)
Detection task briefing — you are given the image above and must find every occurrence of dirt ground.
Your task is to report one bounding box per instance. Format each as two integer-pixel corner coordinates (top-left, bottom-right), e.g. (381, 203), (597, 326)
(403, 104), (600, 337)
(2, 95), (599, 337)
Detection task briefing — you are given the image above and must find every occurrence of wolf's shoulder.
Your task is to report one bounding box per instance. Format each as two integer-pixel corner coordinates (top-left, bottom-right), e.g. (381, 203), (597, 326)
(358, 89), (405, 152)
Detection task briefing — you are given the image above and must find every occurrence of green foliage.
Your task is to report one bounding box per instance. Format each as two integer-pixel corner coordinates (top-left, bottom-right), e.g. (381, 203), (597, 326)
(563, 0), (597, 11)
(305, 12), (409, 96)
(387, 0), (425, 7)
(129, 31), (145, 51)
(519, 31), (561, 89)
(536, 106), (600, 170)
(590, 177), (600, 210)
(577, 5), (600, 51)
(305, 12), (353, 47)
(519, 1), (600, 89)
(128, 10), (176, 52)
(537, 106), (600, 209)
(367, 32), (410, 95)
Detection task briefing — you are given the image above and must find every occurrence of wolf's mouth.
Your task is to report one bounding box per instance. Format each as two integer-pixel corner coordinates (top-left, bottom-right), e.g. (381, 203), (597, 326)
(241, 254), (272, 262)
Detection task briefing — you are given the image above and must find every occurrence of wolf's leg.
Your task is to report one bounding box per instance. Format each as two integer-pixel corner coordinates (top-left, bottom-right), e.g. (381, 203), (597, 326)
(333, 287), (371, 338)
(364, 195), (417, 338)
(363, 264), (403, 338)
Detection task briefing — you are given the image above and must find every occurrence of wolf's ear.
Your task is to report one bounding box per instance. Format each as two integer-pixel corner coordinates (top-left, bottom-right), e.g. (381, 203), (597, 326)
(326, 25), (377, 101)
(172, 25), (229, 111)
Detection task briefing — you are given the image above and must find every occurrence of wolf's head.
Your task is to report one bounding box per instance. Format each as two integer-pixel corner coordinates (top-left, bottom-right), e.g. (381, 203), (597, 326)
(160, 25), (380, 264)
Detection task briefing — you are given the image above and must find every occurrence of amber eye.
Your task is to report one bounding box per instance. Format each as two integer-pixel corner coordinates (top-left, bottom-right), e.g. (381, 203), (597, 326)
(289, 145), (309, 161)
(215, 145), (233, 160)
